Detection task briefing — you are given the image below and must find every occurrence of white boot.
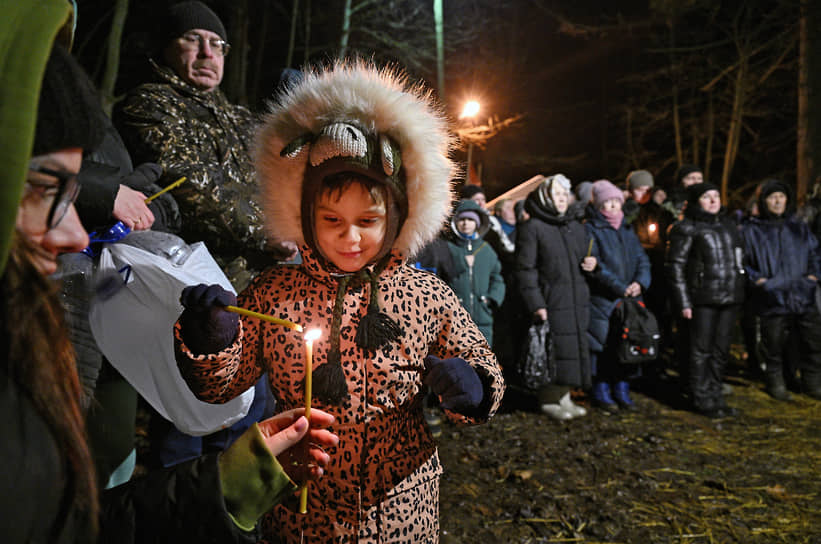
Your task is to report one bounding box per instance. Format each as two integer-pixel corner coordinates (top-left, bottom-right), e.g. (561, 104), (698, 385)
(559, 392), (587, 417)
(540, 402), (574, 421)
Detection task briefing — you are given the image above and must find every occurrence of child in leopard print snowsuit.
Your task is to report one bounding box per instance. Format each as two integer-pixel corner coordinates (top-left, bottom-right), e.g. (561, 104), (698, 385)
(175, 62), (505, 543)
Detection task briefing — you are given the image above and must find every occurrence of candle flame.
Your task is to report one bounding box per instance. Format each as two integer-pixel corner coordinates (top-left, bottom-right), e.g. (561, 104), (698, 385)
(304, 328), (322, 342)
(648, 223), (657, 233)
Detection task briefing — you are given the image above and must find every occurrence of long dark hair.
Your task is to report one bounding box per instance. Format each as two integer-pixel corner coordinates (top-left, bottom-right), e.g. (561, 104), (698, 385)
(1, 234), (98, 538)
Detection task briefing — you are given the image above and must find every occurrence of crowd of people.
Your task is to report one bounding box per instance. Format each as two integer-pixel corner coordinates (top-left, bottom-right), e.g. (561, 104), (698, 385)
(436, 163), (821, 422)
(2, 1), (821, 543)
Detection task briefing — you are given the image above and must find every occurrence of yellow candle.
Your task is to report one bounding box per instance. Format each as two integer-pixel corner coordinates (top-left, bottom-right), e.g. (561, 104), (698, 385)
(224, 305), (303, 332)
(299, 328), (322, 514)
(144, 176), (186, 203)
(586, 238), (594, 257)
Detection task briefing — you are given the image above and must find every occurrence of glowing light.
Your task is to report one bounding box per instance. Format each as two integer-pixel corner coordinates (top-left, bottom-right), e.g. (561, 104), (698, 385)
(460, 100), (480, 119)
(648, 223), (657, 233)
(304, 328), (322, 342)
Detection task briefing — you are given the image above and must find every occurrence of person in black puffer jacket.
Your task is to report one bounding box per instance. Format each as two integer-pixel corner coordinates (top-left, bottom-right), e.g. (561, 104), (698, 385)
(667, 183), (746, 417)
(740, 179), (821, 401)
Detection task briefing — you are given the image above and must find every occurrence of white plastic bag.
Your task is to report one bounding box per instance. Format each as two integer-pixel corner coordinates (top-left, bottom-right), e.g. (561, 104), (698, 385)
(89, 240), (254, 436)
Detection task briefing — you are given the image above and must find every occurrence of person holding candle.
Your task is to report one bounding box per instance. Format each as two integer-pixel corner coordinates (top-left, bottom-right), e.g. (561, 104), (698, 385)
(666, 183), (746, 417)
(622, 170), (675, 375)
(174, 61), (505, 543)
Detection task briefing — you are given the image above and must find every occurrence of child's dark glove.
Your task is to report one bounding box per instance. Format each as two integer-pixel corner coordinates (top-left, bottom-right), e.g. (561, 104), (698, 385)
(179, 283), (238, 355)
(423, 355), (483, 414)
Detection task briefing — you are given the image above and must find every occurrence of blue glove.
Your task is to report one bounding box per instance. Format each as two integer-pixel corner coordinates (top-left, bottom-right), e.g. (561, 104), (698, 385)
(423, 355), (484, 414)
(179, 283), (238, 355)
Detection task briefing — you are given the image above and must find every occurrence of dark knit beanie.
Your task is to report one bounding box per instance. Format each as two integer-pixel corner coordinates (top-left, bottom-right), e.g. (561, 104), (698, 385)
(459, 184), (485, 200)
(161, 1), (227, 44)
(759, 179), (791, 201)
(33, 44), (105, 156)
(686, 182), (719, 205)
(675, 164), (702, 186)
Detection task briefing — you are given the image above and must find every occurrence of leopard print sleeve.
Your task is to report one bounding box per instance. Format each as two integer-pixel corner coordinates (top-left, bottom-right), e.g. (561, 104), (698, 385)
(174, 322), (258, 403)
(410, 268), (505, 424)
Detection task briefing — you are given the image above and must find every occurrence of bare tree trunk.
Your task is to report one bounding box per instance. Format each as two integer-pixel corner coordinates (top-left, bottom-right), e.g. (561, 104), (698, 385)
(673, 86), (683, 166)
(668, 17), (683, 167)
(304, 0), (312, 64)
(625, 107), (636, 168)
(721, 61), (746, 202)
(250, 0), (270, 106)
(705, 90), (714, 181)
(286, 0), (300, 68)
(224, 0), (250, 105)
(100, 0), (129, 116)
(340, 0), (352, 57)
(798, 0), (811, 203)
(434, 0), (444, 98)
(690, 114), (699, 168)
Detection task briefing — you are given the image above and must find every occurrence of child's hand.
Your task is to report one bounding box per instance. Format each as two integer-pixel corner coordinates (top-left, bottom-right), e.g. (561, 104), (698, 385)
(178, 283), (239, 354)
(423, 356), (483, 414)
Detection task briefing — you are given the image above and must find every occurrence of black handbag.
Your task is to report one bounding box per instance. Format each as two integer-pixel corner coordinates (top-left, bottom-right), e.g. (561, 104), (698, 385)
(520, 320), (556, 389)
(609, 298), (661, 364)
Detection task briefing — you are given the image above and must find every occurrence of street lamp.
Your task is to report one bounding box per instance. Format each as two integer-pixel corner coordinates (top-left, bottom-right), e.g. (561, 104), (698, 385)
(460, 101), (480, 183)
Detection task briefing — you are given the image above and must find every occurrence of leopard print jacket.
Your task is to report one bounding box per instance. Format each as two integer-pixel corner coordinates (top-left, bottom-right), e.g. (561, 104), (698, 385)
(175, 246), (504, 542)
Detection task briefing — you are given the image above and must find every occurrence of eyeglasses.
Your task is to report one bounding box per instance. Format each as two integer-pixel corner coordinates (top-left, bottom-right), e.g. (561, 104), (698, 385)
(179, 32), (231, 57)
(27, 165), (81, 230)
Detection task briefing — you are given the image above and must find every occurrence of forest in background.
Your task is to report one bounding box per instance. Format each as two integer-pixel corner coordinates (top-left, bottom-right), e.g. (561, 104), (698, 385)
(73, 0), (821, 208)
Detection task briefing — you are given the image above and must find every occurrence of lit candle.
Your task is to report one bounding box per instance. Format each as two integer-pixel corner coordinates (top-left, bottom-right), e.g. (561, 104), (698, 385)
(299, 328), (322, 514)
(648, 223), (657, 234)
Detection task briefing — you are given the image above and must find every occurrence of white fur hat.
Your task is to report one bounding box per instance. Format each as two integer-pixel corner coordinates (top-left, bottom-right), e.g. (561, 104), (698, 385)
(255, 60), (457, 258)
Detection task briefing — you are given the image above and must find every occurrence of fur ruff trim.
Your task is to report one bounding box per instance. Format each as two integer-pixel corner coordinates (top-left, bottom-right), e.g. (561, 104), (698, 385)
(255, 61), (457, 258)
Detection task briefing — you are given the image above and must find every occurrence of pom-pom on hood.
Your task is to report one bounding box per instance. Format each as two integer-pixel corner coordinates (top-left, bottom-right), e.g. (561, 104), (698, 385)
(255, 60), (457, 260)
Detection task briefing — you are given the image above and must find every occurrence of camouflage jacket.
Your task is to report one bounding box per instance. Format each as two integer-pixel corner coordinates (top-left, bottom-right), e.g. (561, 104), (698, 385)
(114, 60), (269, 270)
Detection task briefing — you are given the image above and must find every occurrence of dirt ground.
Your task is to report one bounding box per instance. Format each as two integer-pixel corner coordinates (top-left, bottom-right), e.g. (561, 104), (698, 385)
(436, 358), (821, 544)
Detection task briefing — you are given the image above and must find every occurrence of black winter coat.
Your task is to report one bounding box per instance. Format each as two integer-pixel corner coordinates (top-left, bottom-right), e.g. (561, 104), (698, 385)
(516, 199), (592, 388)
(666, 206), (745, 312)
(741, 214), (821, 316)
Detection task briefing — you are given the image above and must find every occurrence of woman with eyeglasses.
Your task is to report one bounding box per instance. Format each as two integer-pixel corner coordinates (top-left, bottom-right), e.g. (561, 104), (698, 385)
(1, 35), (336, 544)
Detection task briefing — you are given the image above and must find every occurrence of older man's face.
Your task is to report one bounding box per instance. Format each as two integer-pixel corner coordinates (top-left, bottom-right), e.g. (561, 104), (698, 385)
(163, 29), (226, 92)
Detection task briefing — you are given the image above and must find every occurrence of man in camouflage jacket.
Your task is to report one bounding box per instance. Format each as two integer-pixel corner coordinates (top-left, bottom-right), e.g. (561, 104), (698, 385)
(114, 1), (274, 286)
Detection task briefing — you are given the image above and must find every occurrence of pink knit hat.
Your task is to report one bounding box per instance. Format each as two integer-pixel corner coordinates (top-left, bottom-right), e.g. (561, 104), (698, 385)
(592, 179), (624, 209)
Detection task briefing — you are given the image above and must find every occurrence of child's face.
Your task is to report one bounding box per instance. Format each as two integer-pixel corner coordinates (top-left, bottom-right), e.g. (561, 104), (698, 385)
(315, 182), (387, 272)
(601, 198), (622, 213)
(456, 217), (477, 236)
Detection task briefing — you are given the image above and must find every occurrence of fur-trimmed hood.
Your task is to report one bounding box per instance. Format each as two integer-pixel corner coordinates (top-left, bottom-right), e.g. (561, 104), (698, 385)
(255, 61), (457, 259)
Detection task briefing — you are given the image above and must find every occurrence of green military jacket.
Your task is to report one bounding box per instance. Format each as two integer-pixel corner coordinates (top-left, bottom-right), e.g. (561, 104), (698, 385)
(114, 61), (270, 272)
